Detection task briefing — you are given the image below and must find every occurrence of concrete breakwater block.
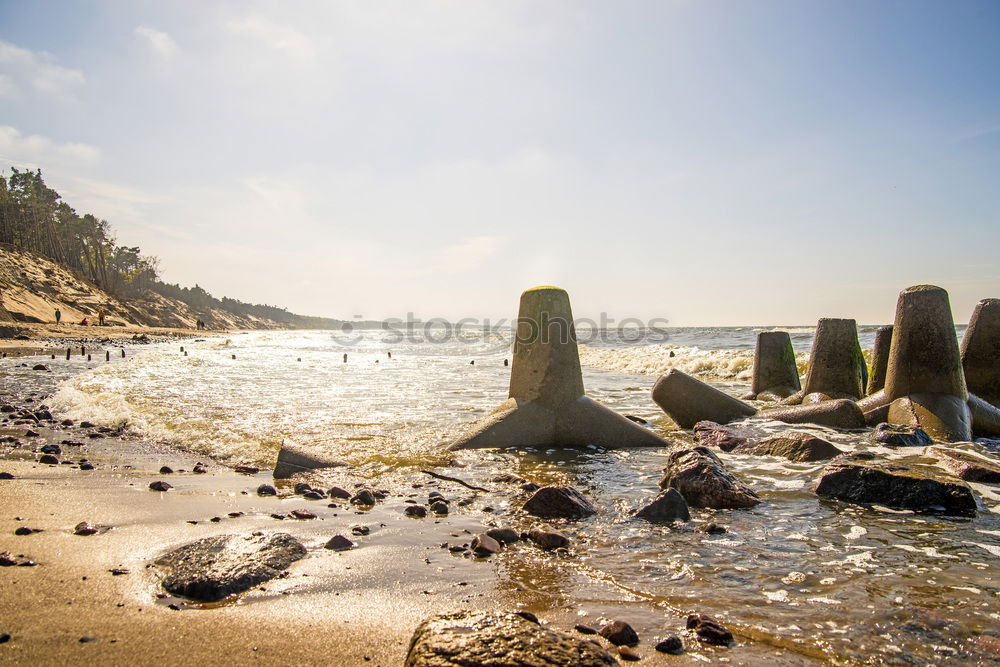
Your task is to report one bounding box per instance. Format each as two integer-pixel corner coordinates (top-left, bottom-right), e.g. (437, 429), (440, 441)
(962, 298), (1000, 407)
(867, 325), (893, 396)
(273, 441), (348, 479)
(759, 398), (865, 430)
(968, 394), (1000, 437)
(651, 369), (756, 429)
(787, 318), (867, 404)
(747, 331), (800, 401)
(887, 393), (972, 442)
(450, 286), (668, 449)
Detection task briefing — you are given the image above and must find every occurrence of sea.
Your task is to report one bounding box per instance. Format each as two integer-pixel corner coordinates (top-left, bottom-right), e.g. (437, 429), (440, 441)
(27, 324), (1000, 662)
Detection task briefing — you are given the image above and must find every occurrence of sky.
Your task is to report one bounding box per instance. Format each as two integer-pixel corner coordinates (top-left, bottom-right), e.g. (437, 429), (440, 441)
(1, 0), (998, 326)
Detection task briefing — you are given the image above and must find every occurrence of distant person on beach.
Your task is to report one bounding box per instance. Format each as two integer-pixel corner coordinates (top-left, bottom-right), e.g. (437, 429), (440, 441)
(80, 317), (89, 326)
(98, 309), (106, 326)
(55, 308), (61, 324)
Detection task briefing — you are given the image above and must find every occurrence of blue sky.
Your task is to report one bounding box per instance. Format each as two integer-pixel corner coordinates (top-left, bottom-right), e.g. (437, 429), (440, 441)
(1, 0), (998, 325)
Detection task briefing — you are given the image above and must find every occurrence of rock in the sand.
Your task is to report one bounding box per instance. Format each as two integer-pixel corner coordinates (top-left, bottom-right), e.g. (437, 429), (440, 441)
(405, 505), (428, 518)
(149, 481), (172, 492)
(256, 484), (277, 496)
(351, 525), (370, 536)
(40, 444), (61, 455)
(303, 490), (325, 500)
(527, 529), (570, 550)
(192, 463), (207, 474)
(328, 486), (351, 500)
(273, 441), (347, 479)
(234, 465), (259, 475)
(929, 447), (1000, 484)
(155, 532), (306, 602)
(693, 421), (748, 452)
(0, 633), (9, 644)
(659, 447), (760, 509)
(814, 452), (977, 516)
(522, 485), (596, 520)
(687, 613), (734, 646)
(486, 527), (520, 545)
(869, 423), (933, 448)
(38, 454), (59, 465)
(655, 635), (684, 654)
(159, 466), (173, 474)
(351, 489), (376, 506)
(634, 488), (690, 522)
(471, 533), (501, 556)
(32, 364), (47, 371)
(429, 500), (449, 515)
(404, 610), (619, 667)
(599, 620), (639, 646)
(618, 645), (640, 661)
(290, 509), (316, 520)
(79, 463), (94, 471)
(74, 522), (98, 536)
(575, 624), (598, 635)
(293, 482), (313, 495)
(324, 535), (355, 551)
(0, 472), (13, 480)
(733, 432), (843, 462)
(697, 522), (727, 534)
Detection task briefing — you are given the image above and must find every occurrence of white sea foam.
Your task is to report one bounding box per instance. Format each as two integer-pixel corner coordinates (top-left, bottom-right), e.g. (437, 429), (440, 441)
(578, 343), (807, 381)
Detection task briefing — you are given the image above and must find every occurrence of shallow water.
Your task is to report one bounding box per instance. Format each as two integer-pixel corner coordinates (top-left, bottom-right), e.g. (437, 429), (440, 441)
(26, 326), (1000, 663)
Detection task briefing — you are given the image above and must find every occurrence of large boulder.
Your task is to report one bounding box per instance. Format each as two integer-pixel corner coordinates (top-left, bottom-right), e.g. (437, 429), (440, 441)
(522, 485), (597, 520)
(634, 488), (690, 522)
(659, 447), (761, 509)
(273, 441), (348, 479)
(759, 399), (865, 430)
(929, 447), (1000, 484)
(814, 452), (976, 516)
(652, 369), (756, 429)
(155, 532), (307, 602)
(404, 611), (619, 667)
(733, 432), (843, 462)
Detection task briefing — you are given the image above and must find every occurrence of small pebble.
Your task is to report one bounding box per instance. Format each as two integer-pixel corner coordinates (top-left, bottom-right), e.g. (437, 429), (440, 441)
(324, 535), (355, 551)
(0, 472), (13, 479)
(74, 521), (98, 536)
(574, 624), (597, 635)
(0, 633), (9, 644)
(290, 509), (316, 520)
(654, 636), (684, 654)
(256, 484), (277, 496)
(159, 466), (174, 474)
(404, 505), (427, 518)
(618, 645), (641, 661)
(79, 636), (97, 643)
(149, 481), (172, 492)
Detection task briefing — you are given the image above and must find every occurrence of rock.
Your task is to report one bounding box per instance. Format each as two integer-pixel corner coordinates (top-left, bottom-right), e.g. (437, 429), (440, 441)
(0, 472), (13, 480)
(40, 444), (61, 455)
(155, 532), (306, 602)
(599, 620), (639, 646)
(930, 447), (1000, 484)
(159, 466), (173, 474)
(575, 624), (598, 635)
(79, 463), (95, 471)
(429, 500), (449, 515)
(692, 421), (748, 452)
(192, 463), (207, 474)
(651, 369), (756, 429)
(79, 636), (97, 643)
(293, 482), (312, 494)
(234, 465), (259, 475)
(303, 490), (325, 500)
(404, 610), (619, 666)
(655, 635), (684, 653)
(814, 452), (977, 516)
(273, 441), (348, 479)
(659, 447), (760, 509)
(14, 526), (39, 535)
(471, 533), (501, 556)
(513, 611), (539, 624)
(405, 505), (428, 518)
(351, 489), (376, 506)
(328, 486), (351, 499)
(796, 318), (867, 401)
(869, 423), (932, 448)
(289, 509), (316, 520)
(74, 521), (98, 536)
(0, 552), (17, 566)
(149, 481), (172, 492)
(38, 454), (59, 465)
(634, 488), (690, 522)
(696, 522), (727, 534)
(686, 613), (733, 646)
(256, 484), (277, 496)
(80, 421), (94, 428)
(527, 529), (570, 550)
(747, 331), (801, 400)
(617, 645), (641, 661)
(733, 432), (843, 462)
(0, 633), (9, 644)
(519, 482), (540, 493)
(485, 527), (520, 545)
(522, 486), (596, 520)
(32, 364), (48, 371)
(324, 535), (355, 551)
(759, 399), (865, 430)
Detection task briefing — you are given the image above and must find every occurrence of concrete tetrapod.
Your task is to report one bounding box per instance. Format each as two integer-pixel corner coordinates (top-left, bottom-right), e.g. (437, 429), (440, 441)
(652, 369), (757, 429)
(746, 331), (800, 401)
(449, 286), (668, 450)
(785, 318), (866, 405)
(962, 298), (1000, 408)
(866, 325), (893, 396)
(875, 285), (972, 441)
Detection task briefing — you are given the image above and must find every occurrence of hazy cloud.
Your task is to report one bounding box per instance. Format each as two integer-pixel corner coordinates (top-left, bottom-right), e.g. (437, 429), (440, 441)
(0, 39), (85, 101)
(135, 25), (179, 58)
(0, 125), (100, 166)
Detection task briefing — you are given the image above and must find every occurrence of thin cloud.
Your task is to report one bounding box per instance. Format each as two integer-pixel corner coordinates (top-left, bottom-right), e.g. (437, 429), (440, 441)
(225, 16), (315, 62)
(135, 25), (179, 58)
(0, 39), (85, 101)
(0, 125), (100, 166)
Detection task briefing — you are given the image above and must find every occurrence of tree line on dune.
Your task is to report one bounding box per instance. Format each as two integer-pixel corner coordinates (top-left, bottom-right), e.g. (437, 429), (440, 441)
(0, 167), (339, 329)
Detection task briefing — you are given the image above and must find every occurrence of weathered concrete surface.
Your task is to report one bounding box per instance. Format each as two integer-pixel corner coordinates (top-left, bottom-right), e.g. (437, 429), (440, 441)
(961, 298), (1000, 407)
(969, 393), (1000, 438)
(155, 532), (307, 602)
(634, 487), (690, 522)
(929, 447), (1000, 484)
(748, 331), (800, 400)
(404, 611), (619, 667)
(734, 432), (844, 462)
(759, 399), (865, 430)
(887, 393), (972, 443)
(651, 369), (756, 429)
(522, 485), (597, 520)
(273, 441), (348, 479)
(798, 318), (867, 401)
(814, 452), (976, 516)
(659, 446), (761, 509)
(451, 287), (668, 450)
(867, 325), (893, 396)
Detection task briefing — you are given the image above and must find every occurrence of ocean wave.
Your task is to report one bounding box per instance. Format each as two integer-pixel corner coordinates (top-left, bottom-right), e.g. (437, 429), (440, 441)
(579, 343), (810, 381)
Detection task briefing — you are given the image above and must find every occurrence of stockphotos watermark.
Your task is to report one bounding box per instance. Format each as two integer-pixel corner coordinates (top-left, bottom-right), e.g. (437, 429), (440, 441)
(330, 313), (671, 348)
